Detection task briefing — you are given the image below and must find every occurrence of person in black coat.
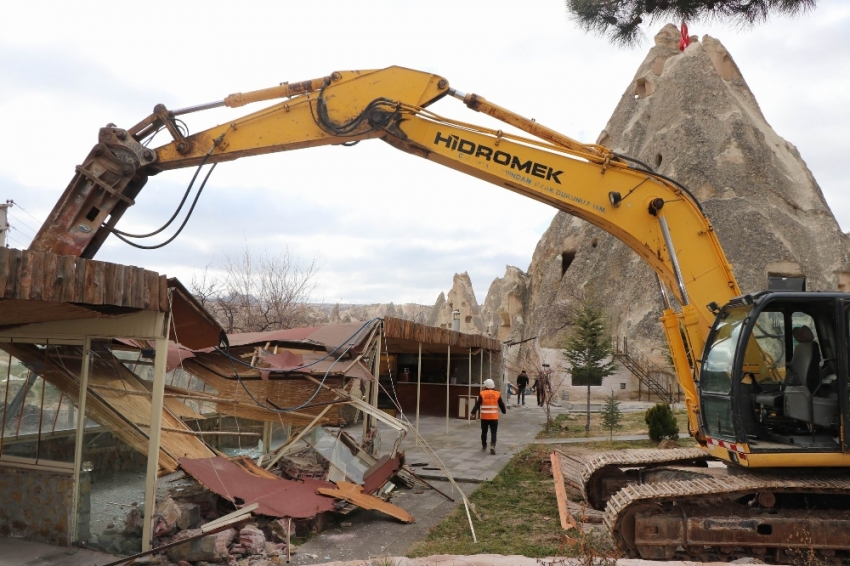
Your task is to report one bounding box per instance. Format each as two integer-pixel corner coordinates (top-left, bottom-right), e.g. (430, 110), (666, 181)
(516, 370), (529, 406)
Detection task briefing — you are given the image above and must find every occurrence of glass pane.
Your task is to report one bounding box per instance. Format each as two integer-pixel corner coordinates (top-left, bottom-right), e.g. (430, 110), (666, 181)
(76, 340), (148, 556)
(749, 311), (786, 384)
(2, 370), (41, 459)
(304, 426), (371, 485)
(703, 396), (734, 438)
(701, 306), (749, 394)
(38, 380), (78, 463)
(791, 312), (818, 348)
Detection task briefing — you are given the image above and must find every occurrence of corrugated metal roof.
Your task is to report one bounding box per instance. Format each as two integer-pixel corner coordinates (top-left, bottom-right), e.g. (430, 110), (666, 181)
(179, 456), (338, 519)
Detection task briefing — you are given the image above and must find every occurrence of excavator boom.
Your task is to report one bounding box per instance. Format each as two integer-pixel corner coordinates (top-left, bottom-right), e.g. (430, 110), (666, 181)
(30, 66), (742, 437)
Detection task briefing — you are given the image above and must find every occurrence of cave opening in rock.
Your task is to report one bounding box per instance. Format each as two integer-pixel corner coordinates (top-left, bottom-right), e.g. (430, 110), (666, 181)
(561, 251), (576, 277)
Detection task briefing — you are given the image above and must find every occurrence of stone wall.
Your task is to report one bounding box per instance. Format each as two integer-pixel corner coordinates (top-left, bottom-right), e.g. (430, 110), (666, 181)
(0, 465), (76, 546)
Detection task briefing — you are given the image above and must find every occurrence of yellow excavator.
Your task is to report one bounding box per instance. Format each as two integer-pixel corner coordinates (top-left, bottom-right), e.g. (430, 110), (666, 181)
(30, 67), (850, 561)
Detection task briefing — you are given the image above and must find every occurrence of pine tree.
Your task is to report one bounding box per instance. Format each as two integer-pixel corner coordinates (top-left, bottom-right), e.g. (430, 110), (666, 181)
(566, 0), (816, 46)
(562, 297), (616, 431)
(645, 402), (679, 441)
(601, 390), (623, 440)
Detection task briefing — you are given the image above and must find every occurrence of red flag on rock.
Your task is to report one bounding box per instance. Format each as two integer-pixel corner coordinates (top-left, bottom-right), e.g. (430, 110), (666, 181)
(679, 21), (690, 51)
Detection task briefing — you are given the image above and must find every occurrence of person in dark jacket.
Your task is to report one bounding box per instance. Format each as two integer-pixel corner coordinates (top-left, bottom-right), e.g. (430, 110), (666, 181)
(516, 370), (529, 406)
(471, 379), (507, 454)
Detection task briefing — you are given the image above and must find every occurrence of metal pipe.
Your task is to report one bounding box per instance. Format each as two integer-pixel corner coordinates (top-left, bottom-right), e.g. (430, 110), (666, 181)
(655, 273), (673, 310)
(446, 345), (451, 435)
(171, 100), (226, 116)
(467, 349), (472, 421)
(448, 88), (467, 100)
(658, 216), (690, 306)
(416, 342), (421, 432)
(71, 338), (92, 543)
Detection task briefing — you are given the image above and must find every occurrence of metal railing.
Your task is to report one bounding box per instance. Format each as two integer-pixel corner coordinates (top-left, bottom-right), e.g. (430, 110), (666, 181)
(613, 336), (677, 404)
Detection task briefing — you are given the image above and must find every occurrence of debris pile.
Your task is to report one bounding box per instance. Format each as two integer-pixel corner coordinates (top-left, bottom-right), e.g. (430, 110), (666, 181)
(112, 420), (424, 565)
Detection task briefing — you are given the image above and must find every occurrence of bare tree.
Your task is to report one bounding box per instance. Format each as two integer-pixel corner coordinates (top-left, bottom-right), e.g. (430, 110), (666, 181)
(191, 245), (319, 333)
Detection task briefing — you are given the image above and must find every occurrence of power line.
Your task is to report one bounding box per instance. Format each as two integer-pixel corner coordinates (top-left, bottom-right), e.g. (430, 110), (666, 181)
(7, 212), (37, 236)
(6, 233), (25, 248)
(6, 200), (43, 225)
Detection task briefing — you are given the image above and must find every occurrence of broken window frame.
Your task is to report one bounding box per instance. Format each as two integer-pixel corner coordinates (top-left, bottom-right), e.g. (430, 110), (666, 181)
(0, 342), (81, 473)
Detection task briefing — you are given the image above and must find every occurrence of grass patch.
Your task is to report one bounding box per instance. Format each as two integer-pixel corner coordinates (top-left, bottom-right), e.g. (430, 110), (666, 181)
(407, 445), (610, 558)
(407, 445), (561, 557)
(537, 408), (689, 439)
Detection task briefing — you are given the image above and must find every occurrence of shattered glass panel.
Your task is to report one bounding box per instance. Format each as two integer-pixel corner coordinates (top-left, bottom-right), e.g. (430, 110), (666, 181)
(304, 427), (371, 485)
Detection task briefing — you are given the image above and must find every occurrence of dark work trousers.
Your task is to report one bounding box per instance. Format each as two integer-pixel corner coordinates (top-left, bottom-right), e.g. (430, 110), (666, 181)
(537, 387), (546, 407)
(480, 419), (499, 447)
(516, 388), (525, 405)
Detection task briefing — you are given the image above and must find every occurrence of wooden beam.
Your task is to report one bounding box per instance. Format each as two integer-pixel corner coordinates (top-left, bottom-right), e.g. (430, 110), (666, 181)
(551, 451), (576, 530)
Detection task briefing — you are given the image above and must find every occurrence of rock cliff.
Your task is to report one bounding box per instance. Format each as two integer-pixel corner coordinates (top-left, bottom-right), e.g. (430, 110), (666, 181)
(522, 25), (850, 355)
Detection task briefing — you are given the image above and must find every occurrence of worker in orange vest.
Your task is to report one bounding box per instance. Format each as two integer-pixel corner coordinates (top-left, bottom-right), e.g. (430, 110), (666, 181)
(471, 378), (507, 454)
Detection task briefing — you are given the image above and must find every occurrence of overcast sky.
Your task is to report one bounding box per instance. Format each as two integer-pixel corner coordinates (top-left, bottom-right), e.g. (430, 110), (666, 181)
(3, 1), (849, 306)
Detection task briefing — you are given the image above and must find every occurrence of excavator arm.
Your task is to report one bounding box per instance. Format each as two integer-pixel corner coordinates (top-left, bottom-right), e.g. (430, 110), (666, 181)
(30, 66), (742, 440)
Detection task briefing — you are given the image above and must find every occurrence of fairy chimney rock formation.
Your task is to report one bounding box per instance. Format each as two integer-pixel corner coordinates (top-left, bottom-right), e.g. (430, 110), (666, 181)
(527, 24), (850, 351)
(480, 266), (530, 343)
(429, 272), (485, 334)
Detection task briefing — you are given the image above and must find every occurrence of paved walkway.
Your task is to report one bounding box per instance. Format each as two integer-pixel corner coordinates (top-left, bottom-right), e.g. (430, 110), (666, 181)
(290, 405), (556, 563)
(396, 404), (553, 483)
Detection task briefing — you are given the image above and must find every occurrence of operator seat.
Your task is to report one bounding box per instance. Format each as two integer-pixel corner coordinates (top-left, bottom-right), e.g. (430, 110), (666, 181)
(783, 325), (836, 426)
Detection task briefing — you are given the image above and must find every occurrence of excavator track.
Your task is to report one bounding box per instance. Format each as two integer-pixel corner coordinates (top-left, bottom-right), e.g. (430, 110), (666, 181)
(605, 474), (850, 563)
(557, 447), (710, 510)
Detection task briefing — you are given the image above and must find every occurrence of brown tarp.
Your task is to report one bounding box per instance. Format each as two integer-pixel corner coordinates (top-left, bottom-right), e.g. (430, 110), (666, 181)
(179, 456), (337, 519)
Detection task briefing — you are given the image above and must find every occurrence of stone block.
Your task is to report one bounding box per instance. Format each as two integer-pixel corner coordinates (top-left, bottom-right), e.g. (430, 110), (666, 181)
(176, 502), (200, 530)
(154, 497), (182, 536)
(239, 525), (266, 554)
(167, 528), (235, 563)
(122, 537), (143, 555)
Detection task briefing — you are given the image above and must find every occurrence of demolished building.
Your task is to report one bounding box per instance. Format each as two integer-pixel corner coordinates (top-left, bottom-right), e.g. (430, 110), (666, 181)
(0, 249), (498, 562)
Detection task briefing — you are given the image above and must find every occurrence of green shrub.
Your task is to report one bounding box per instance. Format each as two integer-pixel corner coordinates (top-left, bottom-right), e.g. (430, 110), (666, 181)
(645, 403), (679, 441)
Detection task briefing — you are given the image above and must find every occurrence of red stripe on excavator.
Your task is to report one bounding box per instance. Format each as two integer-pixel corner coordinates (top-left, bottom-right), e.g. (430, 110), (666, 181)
(706, 437), (747, 459)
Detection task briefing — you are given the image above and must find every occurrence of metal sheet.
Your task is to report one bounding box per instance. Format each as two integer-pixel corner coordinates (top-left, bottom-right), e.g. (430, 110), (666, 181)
(179, 456), (337, 519)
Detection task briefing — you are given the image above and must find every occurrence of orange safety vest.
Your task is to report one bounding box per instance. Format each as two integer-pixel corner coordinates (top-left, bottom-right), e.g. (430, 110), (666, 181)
(480, 389), (501, 420)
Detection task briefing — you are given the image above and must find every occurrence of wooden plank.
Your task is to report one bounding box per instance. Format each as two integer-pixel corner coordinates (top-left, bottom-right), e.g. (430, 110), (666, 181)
(27, 251), (45, 301)
(92, 260), (105, 304)
(43, 252), (59, 302)
(83, 259), (96, 304)
(551, 451), (576, 530)
(113, 263), (125, 306)
(122, 265), (135, 307)
(144, 270), (156, 311)
(132, 267), (144, 309)
(102, 262), (116, 307)
(317, 481), (414, 523)
(158, 275), (168, 312)
(58, 256), (77, 302)
(15, 251), (33, 300)
(74, 258), (88, 303)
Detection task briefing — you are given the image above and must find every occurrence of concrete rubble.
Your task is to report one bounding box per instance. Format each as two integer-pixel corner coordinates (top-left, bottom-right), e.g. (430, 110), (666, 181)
(97, 418), (425, 565)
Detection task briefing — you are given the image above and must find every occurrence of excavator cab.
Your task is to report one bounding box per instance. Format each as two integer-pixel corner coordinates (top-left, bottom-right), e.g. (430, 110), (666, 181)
(700, 292), (848, 453)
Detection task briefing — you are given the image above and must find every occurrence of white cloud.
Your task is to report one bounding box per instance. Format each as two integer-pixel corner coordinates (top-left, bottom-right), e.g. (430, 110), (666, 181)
(3, 0), (849, 304)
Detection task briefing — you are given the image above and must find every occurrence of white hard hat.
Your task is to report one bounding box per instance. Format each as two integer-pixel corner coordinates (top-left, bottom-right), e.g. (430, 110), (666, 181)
(484, 379), (495, 389)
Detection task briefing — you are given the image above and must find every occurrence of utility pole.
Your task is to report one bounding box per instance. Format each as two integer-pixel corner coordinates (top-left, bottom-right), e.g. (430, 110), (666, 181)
(0, 201), (11, 248)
